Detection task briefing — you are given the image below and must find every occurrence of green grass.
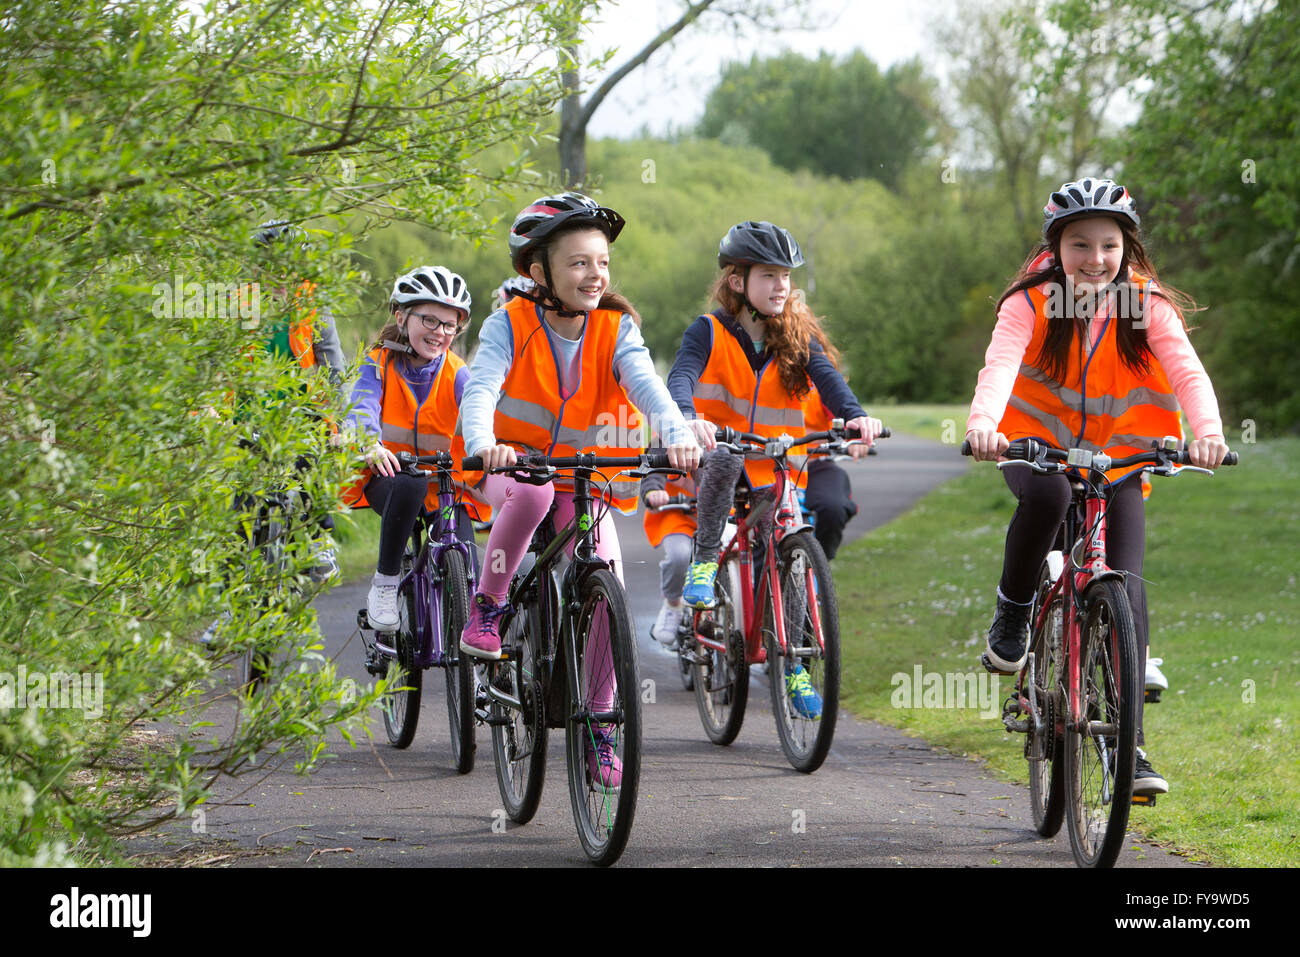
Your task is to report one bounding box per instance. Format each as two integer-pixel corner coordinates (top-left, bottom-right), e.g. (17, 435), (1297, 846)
(834, 436), (1300, 867)
(863, 402), (970, 444)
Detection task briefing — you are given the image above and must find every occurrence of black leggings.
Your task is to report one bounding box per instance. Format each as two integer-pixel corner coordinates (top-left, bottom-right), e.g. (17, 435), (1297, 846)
(1000, 464), (1151, 743)
(363, 472), (478, 577)
(803, 460), (858, 560)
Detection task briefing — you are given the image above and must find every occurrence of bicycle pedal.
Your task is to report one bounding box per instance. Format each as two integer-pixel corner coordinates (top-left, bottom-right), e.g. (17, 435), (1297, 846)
(357, 609), (370, 630)
(1144, 688), (1162, 703)
(1131, 793), (1157, 807)
(980, 652), (1017, 676)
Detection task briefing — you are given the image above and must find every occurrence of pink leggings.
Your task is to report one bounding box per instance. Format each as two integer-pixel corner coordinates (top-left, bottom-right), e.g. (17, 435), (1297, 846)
(477, 474), (624, 710)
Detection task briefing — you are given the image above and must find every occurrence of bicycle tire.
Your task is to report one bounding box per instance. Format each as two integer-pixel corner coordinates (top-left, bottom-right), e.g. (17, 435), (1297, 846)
(490, 599), (548, 823)
(1064, 578), (1139, 867)
(440, 548), (475, 774)
(690, 555), (748, 745)
(565, 568), (641, 866)
(1027, 562), (1065, 838)
(381, 557), (422, 748)
(765, 531), (839, 773)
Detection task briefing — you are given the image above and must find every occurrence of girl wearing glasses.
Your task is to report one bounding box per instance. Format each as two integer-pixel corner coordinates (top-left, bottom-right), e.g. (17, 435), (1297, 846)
(344, 266), (488, 631)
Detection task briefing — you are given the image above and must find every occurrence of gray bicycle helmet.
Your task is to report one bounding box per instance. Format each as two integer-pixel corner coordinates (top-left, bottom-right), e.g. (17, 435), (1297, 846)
(390, 265), (472, 321)
(717, 221), (805, 269)
(494, 275), (536, 309)
(1042, 178), (1140, 237)
(508, 192), (626, 277)
(252, 219), (308, 248)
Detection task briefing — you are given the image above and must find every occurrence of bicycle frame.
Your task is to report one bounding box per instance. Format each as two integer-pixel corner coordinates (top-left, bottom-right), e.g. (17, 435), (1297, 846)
(694, 451), (824, 667)
(1025, 471), (1120, 746)
(482, 458), (630, 725)
(370, 456), (477, 671)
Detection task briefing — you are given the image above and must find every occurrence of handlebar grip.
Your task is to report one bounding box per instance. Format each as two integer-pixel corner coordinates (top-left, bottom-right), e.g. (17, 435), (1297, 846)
(845, 425), (891, 440)
(643, 449), (672, 470)
(960, 440), (972, 456)
(1173, 450), (1239, 466)
(462, 455), (483, 472)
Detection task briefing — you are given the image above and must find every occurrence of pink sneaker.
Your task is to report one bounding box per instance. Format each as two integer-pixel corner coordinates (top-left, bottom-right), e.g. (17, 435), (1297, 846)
(460, 593), (510, 661)
(584, 723), (622, 792)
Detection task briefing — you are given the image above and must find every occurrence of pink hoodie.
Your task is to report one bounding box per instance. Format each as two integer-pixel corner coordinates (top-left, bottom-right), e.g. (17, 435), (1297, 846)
(966, 266), (1223, 442)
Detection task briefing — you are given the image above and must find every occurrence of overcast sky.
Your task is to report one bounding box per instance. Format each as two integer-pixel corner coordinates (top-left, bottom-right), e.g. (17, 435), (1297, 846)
(581, 0), (948, 138)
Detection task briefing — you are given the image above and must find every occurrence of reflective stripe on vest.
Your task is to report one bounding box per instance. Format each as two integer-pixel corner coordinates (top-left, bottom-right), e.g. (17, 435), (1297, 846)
(343, 347), (490, 521)
(692, 313), (808, 488)
(997, 275), (1182, 480)
(486, 296), (646, 514)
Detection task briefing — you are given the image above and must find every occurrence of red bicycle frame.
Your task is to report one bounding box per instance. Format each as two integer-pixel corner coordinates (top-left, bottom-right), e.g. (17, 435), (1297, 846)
(691, 456), (826, 666)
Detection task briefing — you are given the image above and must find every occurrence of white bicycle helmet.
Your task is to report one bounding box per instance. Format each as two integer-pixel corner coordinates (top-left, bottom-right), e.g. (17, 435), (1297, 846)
(1043, 177), (1140, 236)
(494, 275), (536, 309)
(389, 266), (472, 321)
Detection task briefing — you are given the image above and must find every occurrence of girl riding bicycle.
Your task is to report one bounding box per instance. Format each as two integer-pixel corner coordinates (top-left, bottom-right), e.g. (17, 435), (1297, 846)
(964, 177), (1231, 795)
(457, 191), (702, 788)
(666, 220), (883, 719)
(343, 266), (486, 632)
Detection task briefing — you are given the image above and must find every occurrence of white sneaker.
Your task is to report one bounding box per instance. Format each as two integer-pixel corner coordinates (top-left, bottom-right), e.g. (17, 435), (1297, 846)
(1146, 656), (1168, 691)
(651, 601), (685, 649)
(200, 610), (232, 646)
(367, 580), (400, 631)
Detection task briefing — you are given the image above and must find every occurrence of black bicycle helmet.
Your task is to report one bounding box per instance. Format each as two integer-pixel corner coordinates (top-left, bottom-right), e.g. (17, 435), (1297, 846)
(717, 221), (805, 269)
(1042, 178), (1140, 237)
(509, 192), (626, 277)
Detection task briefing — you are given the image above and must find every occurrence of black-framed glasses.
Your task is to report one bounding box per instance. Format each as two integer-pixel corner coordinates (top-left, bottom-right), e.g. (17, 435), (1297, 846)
(406, 311), (460, 335)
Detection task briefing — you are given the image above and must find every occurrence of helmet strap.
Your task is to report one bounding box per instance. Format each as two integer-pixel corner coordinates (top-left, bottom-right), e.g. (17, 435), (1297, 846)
(740, 268), (774, 322)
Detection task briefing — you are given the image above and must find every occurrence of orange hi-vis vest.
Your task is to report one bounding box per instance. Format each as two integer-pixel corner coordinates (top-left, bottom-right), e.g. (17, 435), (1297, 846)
(691, 313), (809, 489)
(997, 274), (1182, 481)
(641, 472), (698, 548)
(345, 347), (490, 521)
(287, 280), (319, 370)
(467, 295), (646, 513)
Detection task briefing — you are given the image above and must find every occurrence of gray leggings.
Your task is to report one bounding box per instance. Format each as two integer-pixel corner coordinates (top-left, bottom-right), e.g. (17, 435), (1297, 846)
(659, 533), (693, 602)
(692, 448), (746, 564)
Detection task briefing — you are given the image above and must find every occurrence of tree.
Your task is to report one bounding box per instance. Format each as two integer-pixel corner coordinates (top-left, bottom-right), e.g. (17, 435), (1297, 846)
(697, 51), (935, 187)
(0, 0), (580, 864)
(557, 0), (811, 188)
(1021, 0), (1300, 430)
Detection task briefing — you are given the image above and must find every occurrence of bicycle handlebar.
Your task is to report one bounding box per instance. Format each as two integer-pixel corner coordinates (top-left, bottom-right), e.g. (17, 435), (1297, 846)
(959, 438), (1238, 469)
(461, 450), (673, 474)
(714, 423), (891, 453)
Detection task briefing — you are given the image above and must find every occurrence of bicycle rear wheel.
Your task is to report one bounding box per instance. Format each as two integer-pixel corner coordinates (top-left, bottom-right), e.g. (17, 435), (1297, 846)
(1064, 578), (1139, 867)
(765, 531), (839, 773)
(440, 549), (475, 774)
(490, 600), (547, 823)
(565, 568), (640, 866)
(381, 557), (422, 748)
(691, 556), (748, 745)
(1027, 562), (1065, 837)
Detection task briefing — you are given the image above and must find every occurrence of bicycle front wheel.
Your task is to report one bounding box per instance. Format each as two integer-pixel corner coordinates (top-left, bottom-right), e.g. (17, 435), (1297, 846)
(1064, 578), (1139, 867)
(565, 568), (640, 866)
(765, 531), (840, 773)
(1027, 565), (1065, 837)
(440, 549), (475, 774)
(490, 600), (548, 823)
(691, 556), (748, 745)
(381, 562), (422, 748)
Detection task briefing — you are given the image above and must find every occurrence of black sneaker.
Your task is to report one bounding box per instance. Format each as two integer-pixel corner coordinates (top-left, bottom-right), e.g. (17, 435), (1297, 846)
(984, 593), (1031, 673)
(1133, 748), (1170, 795)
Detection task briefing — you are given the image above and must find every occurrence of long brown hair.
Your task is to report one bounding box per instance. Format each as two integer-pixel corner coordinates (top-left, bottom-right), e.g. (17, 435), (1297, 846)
(709, 264), (841, 396)
(996, 215), (1201, 382)
(525, 224), (643, 326)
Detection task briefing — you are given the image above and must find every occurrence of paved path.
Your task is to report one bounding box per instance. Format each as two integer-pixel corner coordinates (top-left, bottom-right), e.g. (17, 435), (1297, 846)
(135, 434), (1197, 867)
